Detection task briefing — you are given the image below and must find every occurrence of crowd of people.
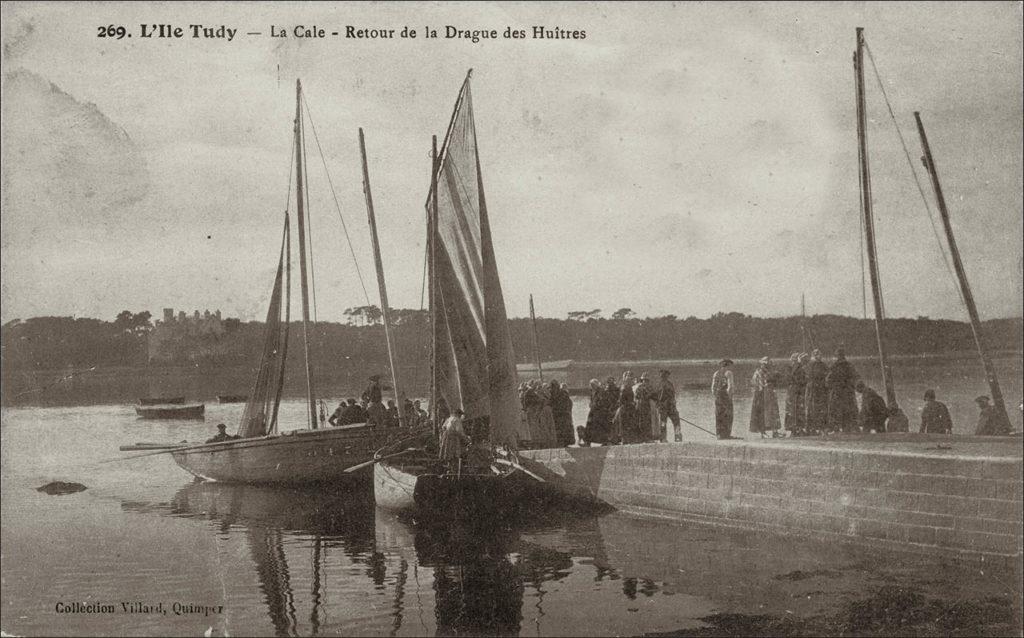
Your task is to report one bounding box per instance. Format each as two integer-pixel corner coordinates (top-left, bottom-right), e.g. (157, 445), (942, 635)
(573, 370), (682, 446)
(295, 358), (1012, 449)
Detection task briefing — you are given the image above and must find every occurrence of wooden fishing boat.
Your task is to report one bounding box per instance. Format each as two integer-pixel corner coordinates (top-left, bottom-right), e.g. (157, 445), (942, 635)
(217, 394), (248, 403)
(135, 403), (205, 419)
(138, 396), (185, 405)
(374, 70), (542, 518)
(140, 79), (409, 484)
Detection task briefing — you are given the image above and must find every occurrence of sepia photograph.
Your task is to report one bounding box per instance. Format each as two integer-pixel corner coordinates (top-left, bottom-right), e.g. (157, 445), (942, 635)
(1, 1), (1021, 636)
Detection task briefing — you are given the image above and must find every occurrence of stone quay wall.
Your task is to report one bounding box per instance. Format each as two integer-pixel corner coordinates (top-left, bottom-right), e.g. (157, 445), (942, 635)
(521, 439), (1023, 557)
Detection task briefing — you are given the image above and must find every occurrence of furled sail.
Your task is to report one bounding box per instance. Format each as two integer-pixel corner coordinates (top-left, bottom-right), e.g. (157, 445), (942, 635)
(237, 216), (291, 438)
(429, 72), (522, 446)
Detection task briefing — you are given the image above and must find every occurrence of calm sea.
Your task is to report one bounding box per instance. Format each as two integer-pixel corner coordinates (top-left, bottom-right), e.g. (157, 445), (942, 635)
(2, 356), (1022, 637)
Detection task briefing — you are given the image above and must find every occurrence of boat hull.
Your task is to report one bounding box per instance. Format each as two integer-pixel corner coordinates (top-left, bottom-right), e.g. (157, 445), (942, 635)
(374, 460), (528, 521)
(171, 425), (397, 484)
(135, 404), (205, 419)
(138, 397), (186, 406)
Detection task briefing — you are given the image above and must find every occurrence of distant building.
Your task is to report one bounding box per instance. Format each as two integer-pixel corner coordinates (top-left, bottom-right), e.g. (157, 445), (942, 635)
(148, 307), (227, 362)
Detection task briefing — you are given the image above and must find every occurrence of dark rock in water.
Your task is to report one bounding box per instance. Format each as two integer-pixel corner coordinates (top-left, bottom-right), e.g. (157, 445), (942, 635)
(36, 481), (87, 495)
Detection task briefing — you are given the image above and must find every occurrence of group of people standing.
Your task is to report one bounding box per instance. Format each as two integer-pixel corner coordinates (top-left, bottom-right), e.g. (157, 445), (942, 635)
(328, 375), (430, 429)
(518, 379), (575, 448)
(579, 370), (681, 446)
(739, 348), (889, 437)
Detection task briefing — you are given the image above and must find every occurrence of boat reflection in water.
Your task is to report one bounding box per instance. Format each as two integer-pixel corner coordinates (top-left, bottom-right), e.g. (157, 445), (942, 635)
(120, 480), (618, 636)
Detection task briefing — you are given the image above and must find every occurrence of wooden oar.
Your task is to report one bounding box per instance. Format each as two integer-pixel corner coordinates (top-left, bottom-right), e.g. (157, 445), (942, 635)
(343, 448), (418, 473)
(493, 457), (545, 482)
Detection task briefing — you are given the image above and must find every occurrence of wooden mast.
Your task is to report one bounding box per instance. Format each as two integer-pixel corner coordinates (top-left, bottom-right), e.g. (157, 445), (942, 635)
(529, 294), (543, 381)
(430, 134), (439, 431)
(359, 128), (403, 411)
(914, 112), (1012, 432)
(854, 28), (907, 429)
(293, 79), (317, 429)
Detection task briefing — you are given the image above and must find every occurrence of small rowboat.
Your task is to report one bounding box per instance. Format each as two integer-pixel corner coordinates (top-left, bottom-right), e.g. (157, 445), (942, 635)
(134, 403), (205, 420)
(217, 394), (248, 403)
(138, 396), (186, 405)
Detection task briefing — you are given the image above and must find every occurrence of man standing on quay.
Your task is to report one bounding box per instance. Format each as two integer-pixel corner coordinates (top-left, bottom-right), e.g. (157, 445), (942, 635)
(656, 370), (682, 442)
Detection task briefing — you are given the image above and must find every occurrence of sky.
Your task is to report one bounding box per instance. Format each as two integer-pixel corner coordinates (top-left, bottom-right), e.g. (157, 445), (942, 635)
(1, 1), (1021, 324)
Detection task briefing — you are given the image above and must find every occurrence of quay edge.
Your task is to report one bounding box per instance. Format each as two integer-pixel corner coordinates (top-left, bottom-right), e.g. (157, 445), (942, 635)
(520, 435), (1023, 558)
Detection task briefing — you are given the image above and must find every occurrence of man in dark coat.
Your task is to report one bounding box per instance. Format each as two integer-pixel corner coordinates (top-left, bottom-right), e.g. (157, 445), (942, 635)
(804, 349), (829, 434)
(974, 396), (1010, 436)
(581, 379), (609, 446)
(919, 389), (953, 434)
(826, 348), (858, 432)
(784, 353), (808, 436)
(550, 380), (575, 447)
(362, 374), (383, 405)
(856, 381), (888, 433)
(655, 370), (682, 442)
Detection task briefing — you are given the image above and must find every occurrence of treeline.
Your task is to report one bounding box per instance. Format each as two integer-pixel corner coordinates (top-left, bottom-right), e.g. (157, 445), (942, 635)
(2, 311), (1021, 374)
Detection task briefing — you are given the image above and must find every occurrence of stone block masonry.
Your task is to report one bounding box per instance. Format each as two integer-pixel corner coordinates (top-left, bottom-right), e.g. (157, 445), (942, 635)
(521, 437), (1023, 557)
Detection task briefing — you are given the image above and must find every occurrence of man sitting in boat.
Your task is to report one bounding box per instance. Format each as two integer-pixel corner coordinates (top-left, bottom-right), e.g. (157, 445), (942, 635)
(439, 408), (470, 466)
(206, 423), (238, 443)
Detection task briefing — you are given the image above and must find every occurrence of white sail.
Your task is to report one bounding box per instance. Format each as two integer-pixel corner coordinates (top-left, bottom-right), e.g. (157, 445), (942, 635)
(430, 73), (521, 446)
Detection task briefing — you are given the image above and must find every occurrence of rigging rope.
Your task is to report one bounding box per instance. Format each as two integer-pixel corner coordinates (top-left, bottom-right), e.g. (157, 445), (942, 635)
(300, 93), (373, 308)
(863, 40), (966, 308)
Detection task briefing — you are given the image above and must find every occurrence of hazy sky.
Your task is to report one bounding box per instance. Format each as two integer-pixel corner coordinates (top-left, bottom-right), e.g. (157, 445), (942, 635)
(1, 1), (1021, 324)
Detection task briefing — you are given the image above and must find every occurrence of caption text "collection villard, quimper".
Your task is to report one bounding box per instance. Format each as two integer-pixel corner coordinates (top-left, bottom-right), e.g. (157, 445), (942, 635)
(97, 24), (586, 43)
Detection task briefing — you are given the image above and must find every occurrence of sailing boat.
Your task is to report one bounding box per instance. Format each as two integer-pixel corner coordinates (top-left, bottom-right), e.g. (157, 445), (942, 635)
(373, 70), (537, 518)
(164, 80), (400, 483)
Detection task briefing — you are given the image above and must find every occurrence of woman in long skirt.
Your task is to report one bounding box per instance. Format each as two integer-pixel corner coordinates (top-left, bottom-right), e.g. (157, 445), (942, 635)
(711, 359), (734, 439)
(804, 349), (829, 435)
(749, 357), (781, 437)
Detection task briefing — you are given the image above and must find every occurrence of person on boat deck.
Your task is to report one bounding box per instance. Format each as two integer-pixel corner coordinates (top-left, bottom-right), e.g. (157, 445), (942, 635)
(435, 397), (451, 426)
(413, 400), (428, 426)
(206, 423), (236, 443)
(804, 349), (829, 435)
(384, 399), (400, 428)
(362, 374), (384, 405)
(856, 381), (888, 433)
(655, 370), (682, 442)
(974, 395), (1009, 436)
(919, 389), (953, 434)
(749, 357), (781, 438)
(826, 348), (859, 433)
(439, 408), (470, 463)
(328, 402), (346, 427)
(366, 400), (385, 428)
(785, 353), (809, 436)
(711, 359), (734, 440)
(401, 398), (415, 427)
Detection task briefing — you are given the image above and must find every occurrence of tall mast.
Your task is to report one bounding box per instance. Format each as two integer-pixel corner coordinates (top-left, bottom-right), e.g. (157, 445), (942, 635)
(529, 294), (543, 381)
(293, 79), (317, 429)
(360, 128), (403, 410)
(800, 293), (809, 354)
(914, 112), (1012, 432)
(854, 28), (902, 420)
(429, 135), (439, 430)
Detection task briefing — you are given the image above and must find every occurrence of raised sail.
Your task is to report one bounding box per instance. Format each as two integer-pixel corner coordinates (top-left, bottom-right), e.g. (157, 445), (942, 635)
(238, 216), (291, 438)
(429, 71), (521, 446)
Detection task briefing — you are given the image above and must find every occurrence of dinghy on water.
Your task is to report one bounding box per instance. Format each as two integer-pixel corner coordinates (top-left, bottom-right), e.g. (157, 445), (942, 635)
(138, 396), (185, 406)
(374, 70), (542, 520)
(135, 403), (205, 420)
(217, 394), (248, 404)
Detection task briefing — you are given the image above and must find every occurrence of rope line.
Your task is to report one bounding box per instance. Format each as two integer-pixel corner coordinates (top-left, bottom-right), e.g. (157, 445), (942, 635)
(301, 93), (374, 308)
(863, 40), (965, 308)
(300, 103), (320, 324)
